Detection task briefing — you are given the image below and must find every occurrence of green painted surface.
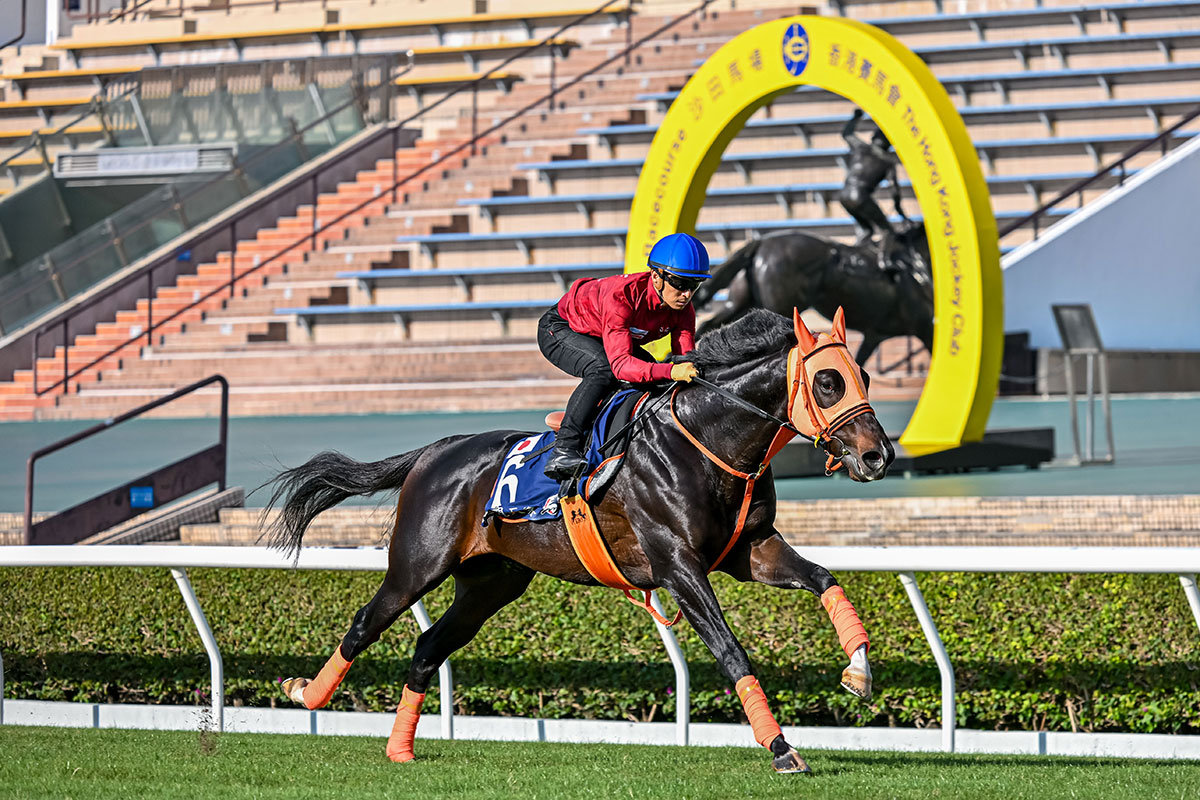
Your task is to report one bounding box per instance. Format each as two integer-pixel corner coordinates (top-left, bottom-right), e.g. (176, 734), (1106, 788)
(3, 727), (1198, 800)
(2, 396), (1197, 514)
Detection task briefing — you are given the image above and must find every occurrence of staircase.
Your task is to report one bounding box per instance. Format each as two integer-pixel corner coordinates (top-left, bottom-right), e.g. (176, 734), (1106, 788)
(1, 4), (934, 422)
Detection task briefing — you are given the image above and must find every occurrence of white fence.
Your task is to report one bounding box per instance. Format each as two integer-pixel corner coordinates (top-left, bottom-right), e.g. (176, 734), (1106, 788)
(2, 545), (1199, 759)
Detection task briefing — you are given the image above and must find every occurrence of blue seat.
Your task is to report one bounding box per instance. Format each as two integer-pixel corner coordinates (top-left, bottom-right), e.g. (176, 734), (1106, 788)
(512, 133), (1189, 199)
(912, 29), (1200, 64)
(336, 262), (624, 301)
(641, 61), (1200, 110)
(689, 28), (1200, 68)
(275, 297), (557, 336)
(577, 97), (1200, 151)
(337, 262), (625, 280)
(849, 0), (1200, 35)
(456, 172), (1114, 226)
(391, 209), (1067, 263)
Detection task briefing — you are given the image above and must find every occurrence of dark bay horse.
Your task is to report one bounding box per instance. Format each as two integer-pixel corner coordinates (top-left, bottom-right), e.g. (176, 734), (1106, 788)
(693, 223), (933, 366)
(264, 308), (894, 773)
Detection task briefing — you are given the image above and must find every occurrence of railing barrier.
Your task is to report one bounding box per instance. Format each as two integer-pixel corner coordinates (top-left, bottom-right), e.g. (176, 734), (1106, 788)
(3, 545), (1200, 752)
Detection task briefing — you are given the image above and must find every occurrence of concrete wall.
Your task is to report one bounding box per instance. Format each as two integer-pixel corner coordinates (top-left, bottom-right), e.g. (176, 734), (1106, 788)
(1, 0), (48, 46)
(1002, 134), (1200, 352)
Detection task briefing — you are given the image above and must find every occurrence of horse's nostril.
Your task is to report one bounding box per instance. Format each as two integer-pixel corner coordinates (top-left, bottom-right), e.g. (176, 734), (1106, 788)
(863, 450), (884, 469)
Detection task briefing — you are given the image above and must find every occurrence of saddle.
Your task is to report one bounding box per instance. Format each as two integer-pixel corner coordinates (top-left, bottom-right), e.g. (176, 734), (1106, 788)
(483, 388), (682, 626)
(483, 388), (650, 523)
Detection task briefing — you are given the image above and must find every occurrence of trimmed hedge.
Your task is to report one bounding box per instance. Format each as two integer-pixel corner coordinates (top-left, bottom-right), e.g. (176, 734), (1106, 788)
(2, 567), (1198, 733)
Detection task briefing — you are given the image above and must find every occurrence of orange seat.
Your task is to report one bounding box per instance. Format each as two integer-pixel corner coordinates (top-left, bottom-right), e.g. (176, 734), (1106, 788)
(545, 411), (564, 432)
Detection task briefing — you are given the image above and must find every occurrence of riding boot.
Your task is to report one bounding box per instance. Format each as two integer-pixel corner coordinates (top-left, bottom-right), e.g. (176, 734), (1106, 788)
(544, 368), (611, 481)
(544, 445), (587, 481)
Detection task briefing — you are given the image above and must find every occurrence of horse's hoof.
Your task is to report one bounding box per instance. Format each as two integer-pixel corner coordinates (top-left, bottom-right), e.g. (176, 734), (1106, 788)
(841, 664), (872, 699)
(772, 747), (812, 774)
(281, 677), (310, 705)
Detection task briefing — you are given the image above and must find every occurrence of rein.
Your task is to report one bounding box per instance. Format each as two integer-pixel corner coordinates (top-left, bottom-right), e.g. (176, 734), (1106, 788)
(691, 376), (809, 439)
(671, 315), (874, 573)
(690, 374), (851, 473)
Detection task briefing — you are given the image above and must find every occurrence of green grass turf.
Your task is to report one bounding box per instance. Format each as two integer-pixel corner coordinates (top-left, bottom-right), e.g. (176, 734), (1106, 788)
(1, 727), (1199, 800)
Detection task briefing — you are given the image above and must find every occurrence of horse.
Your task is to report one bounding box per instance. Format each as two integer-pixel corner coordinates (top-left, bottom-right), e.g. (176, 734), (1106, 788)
(693, 222), (933, 367)
(263, 307), (894, 773)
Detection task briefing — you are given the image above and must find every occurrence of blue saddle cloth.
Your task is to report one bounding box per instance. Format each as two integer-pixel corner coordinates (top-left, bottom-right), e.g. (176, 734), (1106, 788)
(485, 388), (643, 522)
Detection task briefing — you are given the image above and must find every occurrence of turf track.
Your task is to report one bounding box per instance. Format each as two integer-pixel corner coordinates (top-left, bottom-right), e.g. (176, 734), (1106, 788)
(1, 726), (1198, 799)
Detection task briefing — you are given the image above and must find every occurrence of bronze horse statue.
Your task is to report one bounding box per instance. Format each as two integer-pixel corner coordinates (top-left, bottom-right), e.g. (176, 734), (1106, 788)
(264, 308), (893, 773)
(693, 222), (933, 366)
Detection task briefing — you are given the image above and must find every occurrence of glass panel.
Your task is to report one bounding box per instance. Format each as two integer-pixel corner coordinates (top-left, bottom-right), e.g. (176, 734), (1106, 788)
(0, 55), (396, 331)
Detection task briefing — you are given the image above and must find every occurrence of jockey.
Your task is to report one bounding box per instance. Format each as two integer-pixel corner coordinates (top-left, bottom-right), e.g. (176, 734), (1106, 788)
(538, 232), (711, 480)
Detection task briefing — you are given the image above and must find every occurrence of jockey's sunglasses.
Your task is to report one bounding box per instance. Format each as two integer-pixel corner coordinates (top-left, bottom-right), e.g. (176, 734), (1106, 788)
(654, 269), (704, 294)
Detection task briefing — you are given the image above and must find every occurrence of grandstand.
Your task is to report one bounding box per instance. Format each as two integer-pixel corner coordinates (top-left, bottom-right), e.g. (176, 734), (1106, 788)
(1, 0), (1198, 420)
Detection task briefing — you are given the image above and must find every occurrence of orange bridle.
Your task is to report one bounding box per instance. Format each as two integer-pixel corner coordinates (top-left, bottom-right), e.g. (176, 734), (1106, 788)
(671, 306), (875, 572)
(785, 307), (875, 473)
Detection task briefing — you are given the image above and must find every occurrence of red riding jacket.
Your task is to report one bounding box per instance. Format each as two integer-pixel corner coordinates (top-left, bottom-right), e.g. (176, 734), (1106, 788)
(556, 271), (696, 383)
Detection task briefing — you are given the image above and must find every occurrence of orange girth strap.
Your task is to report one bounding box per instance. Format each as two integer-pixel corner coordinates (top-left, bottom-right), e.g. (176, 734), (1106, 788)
(670, 387), (796, 573)
(560, 493), (683, 627)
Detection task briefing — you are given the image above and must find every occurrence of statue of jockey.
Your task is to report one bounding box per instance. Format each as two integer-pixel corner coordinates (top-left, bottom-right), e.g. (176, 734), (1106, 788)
(538, 232), (710, 480)
(838, 109), (908, 274)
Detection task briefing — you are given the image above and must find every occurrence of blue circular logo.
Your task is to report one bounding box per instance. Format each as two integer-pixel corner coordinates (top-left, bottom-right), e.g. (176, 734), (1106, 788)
(782, 22), (810, 77)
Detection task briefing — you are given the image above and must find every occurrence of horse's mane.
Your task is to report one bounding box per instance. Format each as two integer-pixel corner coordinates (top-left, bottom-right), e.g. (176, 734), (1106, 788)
(681, 308), (795, 369)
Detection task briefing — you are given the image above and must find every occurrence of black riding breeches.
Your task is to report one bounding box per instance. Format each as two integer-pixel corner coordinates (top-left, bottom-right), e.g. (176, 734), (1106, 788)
(537, 307), (653, 452)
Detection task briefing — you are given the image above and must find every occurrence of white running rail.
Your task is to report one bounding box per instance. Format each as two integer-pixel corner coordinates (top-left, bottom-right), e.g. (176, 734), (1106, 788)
(1, 545), (1198, 751)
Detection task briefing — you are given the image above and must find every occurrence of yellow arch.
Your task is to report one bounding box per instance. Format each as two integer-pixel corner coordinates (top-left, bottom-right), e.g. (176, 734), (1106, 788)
(625, 16), (1001, 449)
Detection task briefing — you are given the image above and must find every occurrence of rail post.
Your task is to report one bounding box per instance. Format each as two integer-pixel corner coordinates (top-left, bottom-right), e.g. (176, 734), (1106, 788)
(1181, 575), (1200, 636)
(409, 600), (453, 740)
(146, 268), (154, 347)
(899, 572), (955, 752)
(61, 317), (69, 396)
(471, 84), (478, 156)
(650, 591), (689, 746)
(229, 222), (238, 300)
(170, 568), (224, 733)
(391, 124), (399, 204)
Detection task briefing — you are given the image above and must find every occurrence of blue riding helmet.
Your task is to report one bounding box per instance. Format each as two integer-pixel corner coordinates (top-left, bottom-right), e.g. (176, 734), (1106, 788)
(648, 233), (711, 280)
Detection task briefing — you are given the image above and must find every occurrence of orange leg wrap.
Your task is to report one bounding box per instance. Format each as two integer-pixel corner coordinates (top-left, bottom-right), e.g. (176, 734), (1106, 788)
(735, 675), (783, 749)
(301, 646), (353, 710)
(821, 586), (870, 659)
(385, 685), (426, 763)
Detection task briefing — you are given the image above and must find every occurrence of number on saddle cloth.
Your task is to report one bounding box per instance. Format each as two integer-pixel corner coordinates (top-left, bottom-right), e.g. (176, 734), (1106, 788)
(483, 389), (648, 524)
(486, 388), (681, 627)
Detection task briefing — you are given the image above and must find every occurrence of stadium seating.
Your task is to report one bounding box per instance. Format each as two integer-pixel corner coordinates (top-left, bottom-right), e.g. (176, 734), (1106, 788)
(51, 5), (630, 68)
(3, 0), (1199, 419)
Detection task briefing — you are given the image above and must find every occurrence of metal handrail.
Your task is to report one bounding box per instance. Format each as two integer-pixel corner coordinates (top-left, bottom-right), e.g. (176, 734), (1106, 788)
(109, 0), (170, 22)
(29, 0), (708, 396)
(1, 544), (1198, 751)
(2, 54), (394, 321)
(6, 1), (622, 322)
(15, 0), (623, 356)
(112, 0), (377, 21)
(0, 84), (138, 173)
(999, 104), (1200, 241)
(24, 373), (229, 542)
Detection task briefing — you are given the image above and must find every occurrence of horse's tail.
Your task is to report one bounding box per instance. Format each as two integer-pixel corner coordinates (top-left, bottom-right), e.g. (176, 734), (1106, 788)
(693, 238), (761, 308)
(260, 446), (433, 557)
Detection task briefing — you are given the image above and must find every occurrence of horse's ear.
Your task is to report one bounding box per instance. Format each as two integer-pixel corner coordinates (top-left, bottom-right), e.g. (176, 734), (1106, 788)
(831, 306), (847, 344)
(793, 308), (817, 351)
